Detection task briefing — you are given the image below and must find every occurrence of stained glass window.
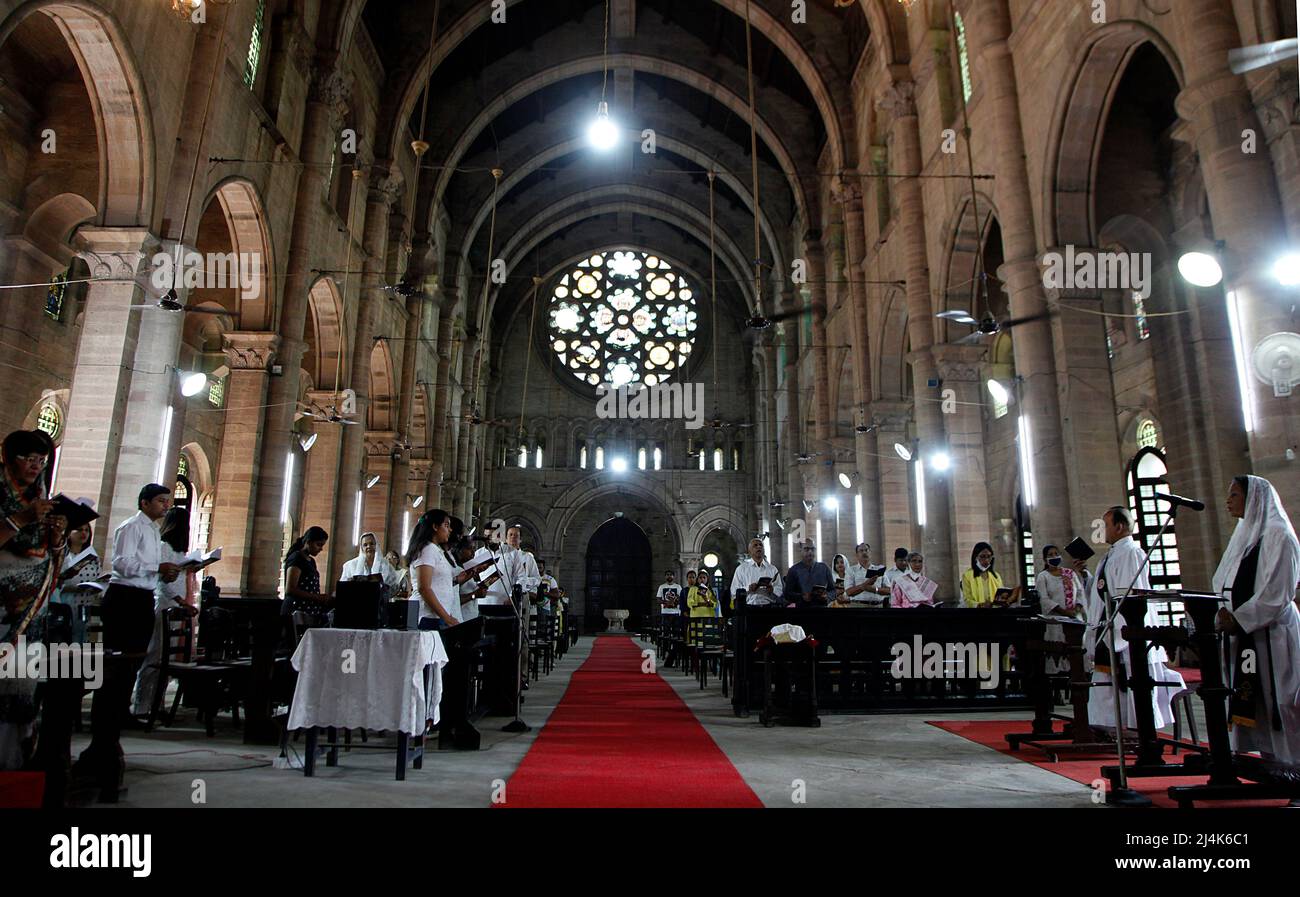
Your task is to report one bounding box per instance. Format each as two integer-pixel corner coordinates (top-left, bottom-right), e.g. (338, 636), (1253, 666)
(955, 12), (973, 103)
(207, 376), (226, 408)
(36, 402), (61, 440)
(177, 454), (189, 479)
(1132, 290), (1150, 341)
(1136, 419), (1158, 450)
(45, 271), (68, 321)
(547, 250), (698, 388)
(243, 0), (265, 89)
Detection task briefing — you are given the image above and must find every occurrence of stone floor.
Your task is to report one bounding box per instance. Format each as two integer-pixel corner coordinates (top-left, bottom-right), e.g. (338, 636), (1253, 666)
(67, 635), (1199, 808)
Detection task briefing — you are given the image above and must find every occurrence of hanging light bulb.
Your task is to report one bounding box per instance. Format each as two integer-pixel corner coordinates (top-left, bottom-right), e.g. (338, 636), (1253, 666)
(587, 101), (619, 151)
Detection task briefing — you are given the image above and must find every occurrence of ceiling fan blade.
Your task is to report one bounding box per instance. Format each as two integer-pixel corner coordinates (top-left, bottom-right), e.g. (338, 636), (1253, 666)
(936, 309), (978, 326)
(1229, 38), (1298, 74)
(956, 331), (986, 346)
(1000, 311), (1053, 329)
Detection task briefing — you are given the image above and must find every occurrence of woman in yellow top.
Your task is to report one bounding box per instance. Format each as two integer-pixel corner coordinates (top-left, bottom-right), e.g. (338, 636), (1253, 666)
(687, 569), (717, 617)
(960, 542), (1004, 607)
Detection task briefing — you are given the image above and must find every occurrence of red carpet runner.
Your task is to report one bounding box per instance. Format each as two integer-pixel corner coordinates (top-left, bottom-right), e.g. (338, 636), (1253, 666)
(929, 720), (1288, 808)
(499, 635), (762, 807)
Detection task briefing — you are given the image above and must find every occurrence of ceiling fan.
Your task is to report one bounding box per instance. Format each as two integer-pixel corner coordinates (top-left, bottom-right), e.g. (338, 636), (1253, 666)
(1228, 37), (1298, 74)
(794, 451), (822, 464)
(936, 309), (1052, 344)
(127, 287), (230, 315)
(702, 418), (755, 430)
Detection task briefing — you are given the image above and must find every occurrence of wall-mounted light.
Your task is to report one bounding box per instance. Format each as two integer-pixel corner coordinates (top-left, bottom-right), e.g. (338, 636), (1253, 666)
(1177, 249), (1223, 287)
(894, 442), (913, 462)
(838, 471), (858, 489)
(298, 433), (318, 452)
(365, 474), (381, 489)
(407, 493), (424, 508)
(1273, 252), (1300, 286)
(930, 451), (952, 472)
(610, 456), (628, 473)
(986, 379), (1010, 407)
(179, 371), (208, 397)
(822, 496), (840, 512)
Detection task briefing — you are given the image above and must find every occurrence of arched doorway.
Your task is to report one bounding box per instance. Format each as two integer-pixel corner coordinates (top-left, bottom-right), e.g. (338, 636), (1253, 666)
(585, 517), (653, 632)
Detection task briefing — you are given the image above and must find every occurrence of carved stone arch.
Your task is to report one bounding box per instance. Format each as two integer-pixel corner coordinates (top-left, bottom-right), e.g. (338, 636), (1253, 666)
(304, 275), (346, 391)
(938, 190), (1002, 335)
(489, 501), (549, 556)
(0, 0), (155, 225)
(367, 339), (395, 430)
(686, 504), (750, 554)
(874, 285), (909, 403)
(189, 178), (276, 331)
(1043, 22), (1184, 248)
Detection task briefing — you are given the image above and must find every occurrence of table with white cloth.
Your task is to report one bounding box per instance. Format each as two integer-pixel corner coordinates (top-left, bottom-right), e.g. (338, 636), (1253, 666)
(288, 628), (447, 779)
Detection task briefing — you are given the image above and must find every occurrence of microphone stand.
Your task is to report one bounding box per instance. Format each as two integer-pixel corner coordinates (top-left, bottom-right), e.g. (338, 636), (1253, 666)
(501, 582), (530, 733)
(1097, 504), (1178, 807)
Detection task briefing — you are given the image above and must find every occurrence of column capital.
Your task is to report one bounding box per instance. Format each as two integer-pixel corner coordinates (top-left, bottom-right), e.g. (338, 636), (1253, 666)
(74, 226), (160, 277)
(310, 65), (352, 132)
(222, 331), (281, 371)
(868, 400), (912, 431)
(369, 166), (405, 208)
(876, 79), (917, 120)
(365, 430), (399, 456)
(930, 342), (987, 382)
(830, 175), (863, 207)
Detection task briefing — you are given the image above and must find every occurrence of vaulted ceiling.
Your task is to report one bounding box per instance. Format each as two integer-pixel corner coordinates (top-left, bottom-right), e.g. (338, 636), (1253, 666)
(348, 0), (875, 343)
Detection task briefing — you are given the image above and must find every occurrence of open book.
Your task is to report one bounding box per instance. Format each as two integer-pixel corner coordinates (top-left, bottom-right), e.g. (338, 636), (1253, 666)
(179, 546), (223, 570)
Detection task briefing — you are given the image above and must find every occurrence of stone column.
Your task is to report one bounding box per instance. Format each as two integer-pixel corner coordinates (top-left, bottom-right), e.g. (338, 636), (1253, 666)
(932, 343), (993, 578)
(248, 64), (352, 597)
(331, 166), (400, 583)
(363, 431), (395, 539)
(878, 81), (952, 591)
(959, 0), (1073, 546)
(455, 332), (480, 517)
(1173, 0), (1299, 509)
(300, 389), (344, 577)
(832, 181), (882, 552)
(871, 402), (914, 558)
(427, 296), (457, 508)
(59, 228), (176, 550)
(208, 332), (280, 593)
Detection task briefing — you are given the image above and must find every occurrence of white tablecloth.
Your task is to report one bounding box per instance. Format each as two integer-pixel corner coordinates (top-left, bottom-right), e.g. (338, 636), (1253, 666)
(288, 628), (447, 734)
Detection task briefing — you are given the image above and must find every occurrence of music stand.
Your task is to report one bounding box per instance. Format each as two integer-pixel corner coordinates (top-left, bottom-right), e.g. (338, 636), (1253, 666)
(501, 584), (530, 733)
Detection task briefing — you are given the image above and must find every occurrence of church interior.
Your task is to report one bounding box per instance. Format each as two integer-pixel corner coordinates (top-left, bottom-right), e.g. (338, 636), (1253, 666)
(2, 0), (1300, 820)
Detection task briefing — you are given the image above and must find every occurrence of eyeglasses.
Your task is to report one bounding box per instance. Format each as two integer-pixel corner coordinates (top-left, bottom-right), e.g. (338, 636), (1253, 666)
(12, 454), (49, 468)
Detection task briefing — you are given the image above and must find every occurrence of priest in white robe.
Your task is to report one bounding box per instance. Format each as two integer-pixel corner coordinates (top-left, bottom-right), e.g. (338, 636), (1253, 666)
(1084, 506), (1185, 729)
(1213, 475), (1300, 766)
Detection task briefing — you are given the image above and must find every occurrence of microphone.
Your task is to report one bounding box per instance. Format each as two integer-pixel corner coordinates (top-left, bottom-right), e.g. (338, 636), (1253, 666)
(1157, 492), (1206, 512)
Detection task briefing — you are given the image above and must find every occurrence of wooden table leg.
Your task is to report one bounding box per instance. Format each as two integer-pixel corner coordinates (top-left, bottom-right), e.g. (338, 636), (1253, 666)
(326, 727), (338, 767)
(396, 731), (408, 781)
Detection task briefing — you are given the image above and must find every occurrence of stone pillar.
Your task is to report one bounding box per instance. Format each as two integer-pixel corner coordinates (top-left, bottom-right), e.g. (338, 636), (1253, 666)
(933, 343), (993, 579)
(454, 332), (480, 517)
(832, 181), (882, 553)
(363, 431), (395, 539)
(208, 332), (280, 593)
(59, 228), (177, 551)
(331, 166), (400, 583)
(300, 389), (344, 577)
(872, 402), (914, 559)
(959, 0), (1073, 546)
(427, 297), (457, 508)
(248, 64), (352, 597)
(878, 81), (952, 591)
(1173, 0), (1299, 509)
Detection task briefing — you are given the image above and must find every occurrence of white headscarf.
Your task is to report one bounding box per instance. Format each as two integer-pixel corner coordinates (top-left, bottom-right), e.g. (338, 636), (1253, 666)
(1212, 476), (1300, 601)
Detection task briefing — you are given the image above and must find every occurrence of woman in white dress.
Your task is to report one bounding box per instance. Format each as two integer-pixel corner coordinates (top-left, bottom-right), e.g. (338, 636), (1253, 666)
(1035, 544), (1084, 674)
(1214, 475), (1300, 769)
(406, 509), (459, 630)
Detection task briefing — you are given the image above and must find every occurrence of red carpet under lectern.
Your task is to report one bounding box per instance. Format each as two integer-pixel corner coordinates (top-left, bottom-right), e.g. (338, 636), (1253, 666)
(499, 635), (762, 807)
(929, 720), (1288, 808)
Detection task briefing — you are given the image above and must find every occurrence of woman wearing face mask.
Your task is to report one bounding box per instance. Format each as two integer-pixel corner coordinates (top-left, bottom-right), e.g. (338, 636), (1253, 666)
(1035, 545), (1081, 673)
(960, 542), (1004, 608)
(891, 552), (938, 608)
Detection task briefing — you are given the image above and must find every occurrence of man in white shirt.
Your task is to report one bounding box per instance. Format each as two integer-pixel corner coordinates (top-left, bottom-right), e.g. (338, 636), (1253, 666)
(656, 570), (682, 615)
(731, 538), (783, 605)
(340, 532), (400, 588)
(844, 542), (889, 604)
(880, 548), (911, 591)
(77, 483), (178, 801)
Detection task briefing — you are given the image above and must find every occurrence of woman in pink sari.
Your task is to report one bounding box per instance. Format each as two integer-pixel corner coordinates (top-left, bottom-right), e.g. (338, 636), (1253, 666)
(891, 552), (938, 608)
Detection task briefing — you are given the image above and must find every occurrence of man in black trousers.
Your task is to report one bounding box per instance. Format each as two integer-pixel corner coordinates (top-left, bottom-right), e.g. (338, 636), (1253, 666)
(74, 483), (178, 802)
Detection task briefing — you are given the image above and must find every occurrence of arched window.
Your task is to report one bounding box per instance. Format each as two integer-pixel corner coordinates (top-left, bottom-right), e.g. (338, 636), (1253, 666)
(547, 250), (697, 388)
(713, 447), (723, 472)
(517, 443), (528, 469)
(1136, 419), (1158, 450)
(579, 444), (588, 469)
(35, 401), (62, 441)
(534, 435), (545, 469)
(1015, 495), (1034, 589)
(45, 270), (68, 322)
(637, 445), (647, 470)
(1126, 447), (1182, 591)
(653, 444), (663, 470)
(176, 454), (189, 480)
(207, 376), (226, 408)
(595, 445), (605, 470)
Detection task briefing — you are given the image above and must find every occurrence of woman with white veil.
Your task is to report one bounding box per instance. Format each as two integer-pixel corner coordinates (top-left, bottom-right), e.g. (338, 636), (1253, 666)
(1213, 475), (1300, 767)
